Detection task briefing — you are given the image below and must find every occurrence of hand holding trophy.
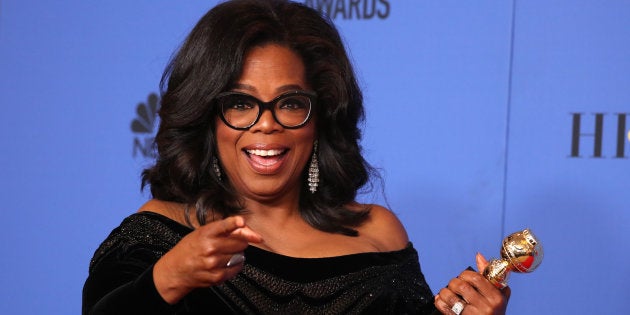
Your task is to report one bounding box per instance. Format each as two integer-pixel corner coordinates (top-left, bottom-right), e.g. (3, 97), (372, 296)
(482, 228), (543, 289)
(440, 228), (543, 315)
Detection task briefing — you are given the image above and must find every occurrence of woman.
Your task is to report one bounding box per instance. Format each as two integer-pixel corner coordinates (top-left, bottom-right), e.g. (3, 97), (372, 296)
(83, 0), (509, 314)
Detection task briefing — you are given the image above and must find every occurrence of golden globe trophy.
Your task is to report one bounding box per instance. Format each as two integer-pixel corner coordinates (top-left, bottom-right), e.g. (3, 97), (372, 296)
(482, 228), (543, 289)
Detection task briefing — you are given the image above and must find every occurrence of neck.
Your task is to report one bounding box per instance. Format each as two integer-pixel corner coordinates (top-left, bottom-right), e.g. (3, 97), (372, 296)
(241, 195), (301, 223)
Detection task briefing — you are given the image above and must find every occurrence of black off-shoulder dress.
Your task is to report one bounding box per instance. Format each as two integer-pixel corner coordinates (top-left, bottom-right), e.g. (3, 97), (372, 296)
(83, 212), (437, 314)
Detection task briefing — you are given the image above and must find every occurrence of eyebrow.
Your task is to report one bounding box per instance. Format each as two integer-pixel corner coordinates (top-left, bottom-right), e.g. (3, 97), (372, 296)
(231, 83), (306, 93)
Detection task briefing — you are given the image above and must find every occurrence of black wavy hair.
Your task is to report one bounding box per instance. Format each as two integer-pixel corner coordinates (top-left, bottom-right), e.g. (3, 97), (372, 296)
(142, 0), (375, 236)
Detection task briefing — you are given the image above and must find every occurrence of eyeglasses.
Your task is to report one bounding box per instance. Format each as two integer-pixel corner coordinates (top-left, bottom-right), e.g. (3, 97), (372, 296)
(216, 90), (316, 130)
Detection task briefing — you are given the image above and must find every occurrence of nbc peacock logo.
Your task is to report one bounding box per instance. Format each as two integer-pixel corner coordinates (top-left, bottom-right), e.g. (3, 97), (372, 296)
(131, 93), (160, 158)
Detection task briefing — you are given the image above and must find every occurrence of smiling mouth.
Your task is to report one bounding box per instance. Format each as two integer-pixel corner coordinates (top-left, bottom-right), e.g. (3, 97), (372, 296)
(244, 149), (288, 167)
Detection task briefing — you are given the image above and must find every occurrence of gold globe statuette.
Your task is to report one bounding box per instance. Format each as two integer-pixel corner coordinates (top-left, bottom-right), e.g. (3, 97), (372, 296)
(482, 228), (543, 289)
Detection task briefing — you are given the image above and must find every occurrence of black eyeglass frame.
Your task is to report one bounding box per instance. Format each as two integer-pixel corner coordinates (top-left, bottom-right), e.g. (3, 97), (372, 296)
(216, 90), (317, 130)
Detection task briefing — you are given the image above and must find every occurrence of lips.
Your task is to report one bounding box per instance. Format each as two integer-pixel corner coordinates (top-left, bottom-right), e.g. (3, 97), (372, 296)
(244, 147), (288, 173)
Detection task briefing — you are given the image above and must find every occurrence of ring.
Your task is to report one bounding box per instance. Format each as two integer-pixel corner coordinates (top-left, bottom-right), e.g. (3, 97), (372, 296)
(451, 301), (465, 315)
(226, 253), (245, 267)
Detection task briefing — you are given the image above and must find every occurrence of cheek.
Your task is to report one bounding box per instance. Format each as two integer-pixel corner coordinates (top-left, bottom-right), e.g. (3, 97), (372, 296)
(215, 123), (240, 157)
(302, 119), (317, 141)
(297, 124), (317, 158)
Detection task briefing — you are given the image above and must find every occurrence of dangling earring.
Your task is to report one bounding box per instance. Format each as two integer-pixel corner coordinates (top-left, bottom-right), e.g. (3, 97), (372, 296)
(307, 141), (319, 194)
(212, 156), (222, 181)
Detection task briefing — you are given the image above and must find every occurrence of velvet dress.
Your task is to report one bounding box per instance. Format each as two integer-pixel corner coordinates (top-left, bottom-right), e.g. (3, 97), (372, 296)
(83, 212), (437, 314)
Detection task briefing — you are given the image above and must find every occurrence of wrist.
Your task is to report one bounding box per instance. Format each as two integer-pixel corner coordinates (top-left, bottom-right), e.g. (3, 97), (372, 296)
(153, 255), (191, 304)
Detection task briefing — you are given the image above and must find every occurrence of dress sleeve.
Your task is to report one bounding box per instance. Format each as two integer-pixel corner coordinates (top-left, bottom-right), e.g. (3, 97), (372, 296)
(82, 245), (176, 315)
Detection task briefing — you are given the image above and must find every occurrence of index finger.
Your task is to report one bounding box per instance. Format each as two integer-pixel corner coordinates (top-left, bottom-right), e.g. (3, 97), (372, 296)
(230, 226), (263, 243)
(210, 216), (246, 236)
(458, 269), (500, 299)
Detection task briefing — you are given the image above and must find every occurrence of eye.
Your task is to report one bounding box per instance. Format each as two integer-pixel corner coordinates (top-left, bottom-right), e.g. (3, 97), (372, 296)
(225, 96), (256, 111)
(278, 96), (309, 111)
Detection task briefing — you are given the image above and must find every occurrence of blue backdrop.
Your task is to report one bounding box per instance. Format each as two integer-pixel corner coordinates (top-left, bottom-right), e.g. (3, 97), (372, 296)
(1, 1), (628, 314)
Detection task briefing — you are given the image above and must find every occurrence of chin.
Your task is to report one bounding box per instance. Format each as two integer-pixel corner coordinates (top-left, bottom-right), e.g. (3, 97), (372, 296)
(243, 180), (300, 200)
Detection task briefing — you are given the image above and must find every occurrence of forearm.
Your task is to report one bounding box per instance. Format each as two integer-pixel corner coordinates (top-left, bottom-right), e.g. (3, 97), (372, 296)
(83, 265), (175, 315)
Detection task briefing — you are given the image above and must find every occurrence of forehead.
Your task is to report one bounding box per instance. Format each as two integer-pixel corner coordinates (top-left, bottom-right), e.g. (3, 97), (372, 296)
(235, 44), (308, 97)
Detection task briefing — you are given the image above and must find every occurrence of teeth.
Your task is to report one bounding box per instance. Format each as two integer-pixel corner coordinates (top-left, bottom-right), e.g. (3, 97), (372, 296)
(246, 149), (284, 157)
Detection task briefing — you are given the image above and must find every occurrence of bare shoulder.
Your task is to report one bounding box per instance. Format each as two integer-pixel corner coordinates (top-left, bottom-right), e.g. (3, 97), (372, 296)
(356, 204), (410, 252)
(137, 199), (195, 227)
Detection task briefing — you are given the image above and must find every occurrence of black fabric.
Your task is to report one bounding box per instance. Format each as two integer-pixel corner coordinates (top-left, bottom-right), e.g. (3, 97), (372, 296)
(83, 212), (437, 314)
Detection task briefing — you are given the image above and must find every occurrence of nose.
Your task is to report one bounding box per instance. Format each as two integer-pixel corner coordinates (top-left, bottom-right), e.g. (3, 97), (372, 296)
(251, 108), (282, 133)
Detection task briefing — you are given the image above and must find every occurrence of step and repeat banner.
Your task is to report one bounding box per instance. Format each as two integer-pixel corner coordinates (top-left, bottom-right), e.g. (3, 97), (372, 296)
(0, 1), (628, 314)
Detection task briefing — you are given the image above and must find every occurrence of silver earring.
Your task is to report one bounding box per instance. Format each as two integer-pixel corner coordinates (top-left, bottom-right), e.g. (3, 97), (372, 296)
(212, 156), (222, 180)
(307, 141), (319, 194)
